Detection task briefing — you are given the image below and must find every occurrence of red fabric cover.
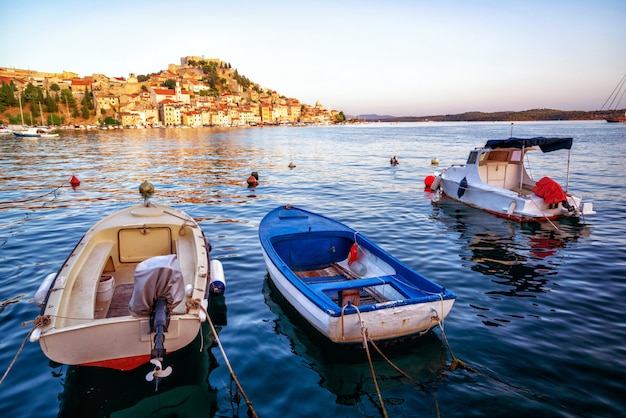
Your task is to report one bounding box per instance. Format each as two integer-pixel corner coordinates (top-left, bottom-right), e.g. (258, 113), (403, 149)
(533, 177), (567, 204)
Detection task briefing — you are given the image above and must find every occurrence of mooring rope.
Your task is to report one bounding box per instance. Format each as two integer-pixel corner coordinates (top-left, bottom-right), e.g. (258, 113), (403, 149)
(0, 178), (72, 206)
(0, 315), (50, 385)
(529, 199), (560, 231)
(194, 298), (258, 418)
(368, 339), (425, 390)
(349, 304), (389, 418)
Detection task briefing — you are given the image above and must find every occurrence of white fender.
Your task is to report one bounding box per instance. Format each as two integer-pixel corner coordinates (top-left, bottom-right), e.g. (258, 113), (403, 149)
(209, 259), (225, 295)
(508, 200), (517, 215)
(30, 327), (42, 342)
(198, 299), (208, 322)
(431, 174), (442, 190)
(34, 273), (56, 307)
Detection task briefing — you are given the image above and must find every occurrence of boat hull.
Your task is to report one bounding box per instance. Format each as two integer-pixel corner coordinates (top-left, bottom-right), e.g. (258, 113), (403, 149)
(259, 205), (456, 344)
(31, 203), (215, 370)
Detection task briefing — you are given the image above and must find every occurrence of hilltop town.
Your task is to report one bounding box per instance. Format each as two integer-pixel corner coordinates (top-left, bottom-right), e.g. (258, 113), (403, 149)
(0, 55), (345, 128)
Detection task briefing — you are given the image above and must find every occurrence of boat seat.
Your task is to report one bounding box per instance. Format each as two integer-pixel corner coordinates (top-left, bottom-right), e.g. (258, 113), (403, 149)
(308, 276), (393, 293)
(65, 241), (116, 321)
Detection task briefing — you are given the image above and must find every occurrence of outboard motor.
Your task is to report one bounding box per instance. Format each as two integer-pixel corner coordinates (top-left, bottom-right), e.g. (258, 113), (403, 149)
(150, 297), (169, 360)
(129, 254), (184, 389)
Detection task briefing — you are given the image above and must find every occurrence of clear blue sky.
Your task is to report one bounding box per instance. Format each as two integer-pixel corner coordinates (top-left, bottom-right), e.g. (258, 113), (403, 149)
(1, 0), (625, 116)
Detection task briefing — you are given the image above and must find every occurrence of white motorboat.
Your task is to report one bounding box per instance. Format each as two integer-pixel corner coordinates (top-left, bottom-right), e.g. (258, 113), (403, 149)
(429, 137), (595, 221)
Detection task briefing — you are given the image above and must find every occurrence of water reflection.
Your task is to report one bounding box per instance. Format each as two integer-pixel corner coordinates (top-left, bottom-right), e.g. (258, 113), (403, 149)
(0, 130), (266, 208)
(57, 298), (228, 418)
(262, 278), (448, 408)
(430, 196), (592, 295)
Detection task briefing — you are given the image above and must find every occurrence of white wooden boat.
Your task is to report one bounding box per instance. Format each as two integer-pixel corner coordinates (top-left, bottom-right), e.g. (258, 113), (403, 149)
(430, 137), (595, 221)
(31, 202), (225, 372)
(259, 205), (456, 344)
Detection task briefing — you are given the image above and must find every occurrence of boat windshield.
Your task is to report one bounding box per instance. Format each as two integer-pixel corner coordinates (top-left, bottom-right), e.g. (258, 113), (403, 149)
(467, 151), (479, 164)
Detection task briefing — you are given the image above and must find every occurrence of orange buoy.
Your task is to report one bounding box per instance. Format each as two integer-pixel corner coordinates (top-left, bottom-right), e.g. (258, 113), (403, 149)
(247, 175), (258, 187)
(70, 175), (80, 186)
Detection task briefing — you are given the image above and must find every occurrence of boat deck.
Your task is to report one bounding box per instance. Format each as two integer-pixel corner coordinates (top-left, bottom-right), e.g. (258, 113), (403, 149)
(95, 263), (137, 318)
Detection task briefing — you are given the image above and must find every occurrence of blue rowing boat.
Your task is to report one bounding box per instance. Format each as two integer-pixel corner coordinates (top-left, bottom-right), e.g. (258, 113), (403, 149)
(259, 205), (456, 344)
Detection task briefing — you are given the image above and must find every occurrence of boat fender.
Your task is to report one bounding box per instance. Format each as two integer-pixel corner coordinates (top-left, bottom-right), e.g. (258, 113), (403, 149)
(424, 175), (435, 188)
(431, 175), (442, 191)
(208, 259), (226, 295)
(198, 299), (208, 322)
(347, 244), (367, 275)
(348, 244), (359, 264)
(30, 327), (42, 342)
(508, 201), (516, 216)
(34, 273), (56, 307)
(457, 177), (468, 198)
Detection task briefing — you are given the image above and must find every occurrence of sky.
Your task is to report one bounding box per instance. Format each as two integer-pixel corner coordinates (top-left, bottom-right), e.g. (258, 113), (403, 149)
(1, 0), (625, 117)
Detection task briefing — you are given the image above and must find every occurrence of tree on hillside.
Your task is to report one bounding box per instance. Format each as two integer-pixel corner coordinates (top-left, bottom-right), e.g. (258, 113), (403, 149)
(44, 91), (58, 113)
(0, 81), (18, 111)
(163, 79), (176, 89)
(60, 88), (76, 109)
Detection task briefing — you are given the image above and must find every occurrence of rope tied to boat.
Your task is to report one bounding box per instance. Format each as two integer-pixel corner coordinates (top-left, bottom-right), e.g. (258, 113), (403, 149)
(195, 298), (258, 418)
(0, 177), (74, 206)
(350, 303), (389, 418)
(0, 314), (51, 385)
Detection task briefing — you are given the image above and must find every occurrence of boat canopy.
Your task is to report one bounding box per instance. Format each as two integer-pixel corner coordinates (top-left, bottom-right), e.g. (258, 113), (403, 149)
(485, 137), (573, 153)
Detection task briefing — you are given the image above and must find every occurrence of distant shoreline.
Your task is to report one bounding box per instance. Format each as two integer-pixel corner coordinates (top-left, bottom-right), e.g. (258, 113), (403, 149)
(351, 108), (625, 122)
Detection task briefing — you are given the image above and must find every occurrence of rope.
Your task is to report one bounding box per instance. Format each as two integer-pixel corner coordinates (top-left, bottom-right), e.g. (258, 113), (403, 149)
(350, 304), (388, 418)
(368, 339), (425, 391)
(529, 199), (560, 231)
(0, 315), (50, 385)
(0, 178), (72, 205)
(193, 298), (258, 418)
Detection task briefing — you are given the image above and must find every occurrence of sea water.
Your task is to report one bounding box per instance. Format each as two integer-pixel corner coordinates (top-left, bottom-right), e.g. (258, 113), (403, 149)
(1, 121), (625, 417)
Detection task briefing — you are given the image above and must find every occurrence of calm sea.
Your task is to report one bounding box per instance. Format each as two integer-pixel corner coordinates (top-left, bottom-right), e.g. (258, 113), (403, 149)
(1, 121), (625, 417)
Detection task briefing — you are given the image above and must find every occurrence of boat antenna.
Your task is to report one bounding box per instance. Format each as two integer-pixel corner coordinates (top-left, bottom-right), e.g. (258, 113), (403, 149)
(565, 149), (571, 193)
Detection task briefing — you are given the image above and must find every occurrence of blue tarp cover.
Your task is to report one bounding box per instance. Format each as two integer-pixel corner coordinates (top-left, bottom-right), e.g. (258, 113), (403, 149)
(485, 137), (573, 152)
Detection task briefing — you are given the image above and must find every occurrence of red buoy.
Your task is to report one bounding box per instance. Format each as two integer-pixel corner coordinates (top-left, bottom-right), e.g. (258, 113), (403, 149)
(424, 175), (435, 187)
(247, 175), (258, 187)
(70, 175), (81, 186)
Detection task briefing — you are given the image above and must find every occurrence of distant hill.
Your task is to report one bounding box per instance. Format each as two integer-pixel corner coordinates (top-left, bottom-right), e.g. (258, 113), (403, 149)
(371, 108), (625, 122)
(347, 114), (395, 121)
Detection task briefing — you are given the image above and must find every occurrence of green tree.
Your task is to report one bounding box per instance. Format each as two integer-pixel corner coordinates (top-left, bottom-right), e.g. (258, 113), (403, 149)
(335, 111), (346, 123)
(163, 79), (176, 89)
(61, 89), (76, 109)
(45, 92), (58, 112)
(0, 82), (18, 110)
(103, 116), (120, 125)
(81, 87), (94, 110)
(47, 114), (63, 125)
